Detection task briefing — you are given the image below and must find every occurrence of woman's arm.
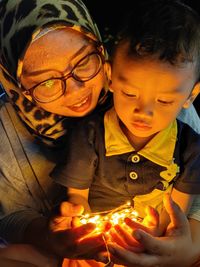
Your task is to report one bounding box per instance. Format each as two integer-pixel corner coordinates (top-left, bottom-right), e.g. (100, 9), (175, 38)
(107, 194), (200, 267)
(157, 189), (194, 235)
(0, 244), (57, 267)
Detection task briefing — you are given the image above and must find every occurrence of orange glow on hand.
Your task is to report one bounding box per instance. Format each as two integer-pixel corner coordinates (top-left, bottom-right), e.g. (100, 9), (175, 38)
(79, 202), (141, 235)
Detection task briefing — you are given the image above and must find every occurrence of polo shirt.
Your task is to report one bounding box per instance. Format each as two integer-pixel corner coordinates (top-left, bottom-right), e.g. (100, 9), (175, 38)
(52, 108), (200, 217)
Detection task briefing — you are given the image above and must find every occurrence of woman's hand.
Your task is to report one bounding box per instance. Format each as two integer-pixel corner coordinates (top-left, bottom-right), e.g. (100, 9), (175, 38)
(0, 244), (57, 267)
(48, 201), (106, 259)
(107, 194), (200, 267)
(108, 204), (160, 254)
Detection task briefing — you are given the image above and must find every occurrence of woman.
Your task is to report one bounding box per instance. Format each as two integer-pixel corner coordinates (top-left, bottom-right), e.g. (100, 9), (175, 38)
(0, 0), (200, 266)
(0, 0), (111, 265)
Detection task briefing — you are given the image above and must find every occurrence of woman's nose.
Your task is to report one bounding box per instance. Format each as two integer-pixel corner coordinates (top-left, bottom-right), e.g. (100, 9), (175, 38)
(65, 77), (84, 94)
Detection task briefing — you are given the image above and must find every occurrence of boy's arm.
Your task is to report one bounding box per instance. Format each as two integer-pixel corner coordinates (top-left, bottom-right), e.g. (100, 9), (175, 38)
(68, 187), (91, 213)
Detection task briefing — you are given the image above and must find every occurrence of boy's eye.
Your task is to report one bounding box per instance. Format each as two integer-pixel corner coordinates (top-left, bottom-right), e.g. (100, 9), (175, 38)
(157, 99), (174, 105)
(122, 91), (137, 98)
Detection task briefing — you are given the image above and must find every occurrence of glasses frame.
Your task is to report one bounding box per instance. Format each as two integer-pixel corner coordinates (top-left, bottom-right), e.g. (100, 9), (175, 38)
(22, 46), (105, 103)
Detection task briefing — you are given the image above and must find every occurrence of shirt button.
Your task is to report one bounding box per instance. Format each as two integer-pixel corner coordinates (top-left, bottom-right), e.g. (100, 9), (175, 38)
(131, 155), (140, 163)
(129, 171), (138, 180)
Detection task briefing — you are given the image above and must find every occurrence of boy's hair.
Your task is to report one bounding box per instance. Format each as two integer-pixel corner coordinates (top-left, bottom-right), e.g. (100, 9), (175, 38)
(114, 0), (200, 80)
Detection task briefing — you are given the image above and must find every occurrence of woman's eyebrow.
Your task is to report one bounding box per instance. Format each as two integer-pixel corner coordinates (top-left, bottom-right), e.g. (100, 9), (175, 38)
(69, 44), (89, 61)
(23, 43), (91, 76)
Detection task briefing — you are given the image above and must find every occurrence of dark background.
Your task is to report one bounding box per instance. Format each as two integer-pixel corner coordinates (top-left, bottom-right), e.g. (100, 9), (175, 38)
(85, 0), (200, 116)
(0, 0), (199, 115)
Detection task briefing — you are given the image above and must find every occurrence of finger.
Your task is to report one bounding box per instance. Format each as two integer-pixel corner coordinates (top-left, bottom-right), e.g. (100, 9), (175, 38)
(108, 243), (159, 267)
(144, 206), (159, 227)
(72, 217), (82, 227)
(163, 194), (189, 232)
(109, 228), (128, 248)
(132, 229), (171, 255)
(125, 217), (149, 232)
(75, 234), (105, 257)
(114, 225), (143, 249)
(50, 215), (74, 231)
(60, 202), (84, 217)
(72, 223), (96, 239)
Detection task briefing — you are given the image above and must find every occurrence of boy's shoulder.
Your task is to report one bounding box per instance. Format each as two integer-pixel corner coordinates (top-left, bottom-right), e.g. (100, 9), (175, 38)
(177, 119), (200, 137)
(176, 119), (200, 153)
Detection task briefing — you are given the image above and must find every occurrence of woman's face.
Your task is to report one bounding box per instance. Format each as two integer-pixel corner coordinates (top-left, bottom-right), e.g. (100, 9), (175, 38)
(20, 28), (106, 117)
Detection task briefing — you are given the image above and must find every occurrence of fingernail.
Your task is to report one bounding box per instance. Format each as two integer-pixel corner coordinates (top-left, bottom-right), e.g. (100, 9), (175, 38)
(133, 231), (141, 240)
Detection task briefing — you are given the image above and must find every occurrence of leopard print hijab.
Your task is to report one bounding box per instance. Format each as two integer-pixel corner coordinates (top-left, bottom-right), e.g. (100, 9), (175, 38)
(0, 0), (108, 141)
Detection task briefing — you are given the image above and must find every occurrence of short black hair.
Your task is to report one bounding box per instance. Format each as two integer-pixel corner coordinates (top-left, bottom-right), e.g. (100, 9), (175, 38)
(114, 0), (200, 80)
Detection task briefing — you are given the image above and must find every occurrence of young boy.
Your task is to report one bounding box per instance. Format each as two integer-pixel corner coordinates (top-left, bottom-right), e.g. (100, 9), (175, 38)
(51, 0), (200, 235)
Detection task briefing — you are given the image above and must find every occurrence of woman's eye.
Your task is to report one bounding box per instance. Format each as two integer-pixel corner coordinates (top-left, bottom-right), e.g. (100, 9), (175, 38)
(76, 56), (90, 69)
(157, 99), (174, 105)
(41, 79), (55, 88)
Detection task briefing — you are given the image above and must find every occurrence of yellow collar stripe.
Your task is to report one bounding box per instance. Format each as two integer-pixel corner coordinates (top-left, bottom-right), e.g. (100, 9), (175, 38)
(104, 108), (177, 167)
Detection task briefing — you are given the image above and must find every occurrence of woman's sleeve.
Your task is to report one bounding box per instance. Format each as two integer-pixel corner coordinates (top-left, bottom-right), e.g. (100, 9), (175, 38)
(0, 103), (55, 243)
(188, 195), (200, 221)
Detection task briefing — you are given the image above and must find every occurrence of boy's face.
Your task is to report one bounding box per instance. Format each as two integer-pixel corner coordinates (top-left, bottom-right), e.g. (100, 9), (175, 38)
(111, 43), (199, 140)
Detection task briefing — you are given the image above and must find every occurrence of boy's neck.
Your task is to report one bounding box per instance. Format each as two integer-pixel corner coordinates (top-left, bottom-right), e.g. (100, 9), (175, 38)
(119, 121), (157, 151)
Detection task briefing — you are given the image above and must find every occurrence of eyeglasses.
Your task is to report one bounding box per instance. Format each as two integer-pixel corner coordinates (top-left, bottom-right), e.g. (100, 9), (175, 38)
(23, 51), (104, 103)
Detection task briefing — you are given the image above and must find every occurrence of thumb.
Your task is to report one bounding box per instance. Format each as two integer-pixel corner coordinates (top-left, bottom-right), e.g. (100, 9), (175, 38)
(60, 202), (84, 217)
(163, 194), (189, 233)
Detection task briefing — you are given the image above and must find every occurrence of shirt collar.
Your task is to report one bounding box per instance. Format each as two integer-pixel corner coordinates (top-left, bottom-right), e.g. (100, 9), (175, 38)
(104, 108), (177, 167)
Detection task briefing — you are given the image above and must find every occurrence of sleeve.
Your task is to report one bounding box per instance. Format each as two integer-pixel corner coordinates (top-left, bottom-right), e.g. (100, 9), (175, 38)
(51, 117), (98, 189)
(173, 124), (200, 194)
(0, 104), (53, 243)
(188, 195), (200, 221)
(0, 143), (43, 243)
(178, 105), (200, 134)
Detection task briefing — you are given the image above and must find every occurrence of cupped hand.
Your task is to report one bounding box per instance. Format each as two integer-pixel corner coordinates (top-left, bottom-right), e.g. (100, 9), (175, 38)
(47, 201), (106, 259)
(108, 204), (159, 254)
(107, 194), (200, 267)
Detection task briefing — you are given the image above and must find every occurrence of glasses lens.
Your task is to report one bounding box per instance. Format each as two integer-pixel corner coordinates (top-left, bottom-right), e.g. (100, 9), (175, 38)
(33, 79), (64, 103)
(73, 53), (102, 81)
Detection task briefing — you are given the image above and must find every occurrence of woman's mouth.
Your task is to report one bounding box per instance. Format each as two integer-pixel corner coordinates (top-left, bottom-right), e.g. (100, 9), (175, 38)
(68, 94), (92, 112)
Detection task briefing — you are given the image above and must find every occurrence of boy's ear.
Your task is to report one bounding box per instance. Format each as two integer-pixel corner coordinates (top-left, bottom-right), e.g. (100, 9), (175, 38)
(104, 61), (113, 92)
(183, 82), (200, 109)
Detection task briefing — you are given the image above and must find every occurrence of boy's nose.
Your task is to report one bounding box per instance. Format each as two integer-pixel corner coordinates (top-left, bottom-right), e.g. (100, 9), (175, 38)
(133, 100), (154, 117)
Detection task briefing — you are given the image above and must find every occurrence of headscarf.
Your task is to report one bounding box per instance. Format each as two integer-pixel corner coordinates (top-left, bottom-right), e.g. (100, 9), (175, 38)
(0, 0), (109, 141)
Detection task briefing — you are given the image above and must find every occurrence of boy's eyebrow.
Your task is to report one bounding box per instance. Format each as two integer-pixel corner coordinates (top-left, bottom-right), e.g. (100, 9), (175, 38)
(117, 74), (189, 94)
(117, 74), (141, 90)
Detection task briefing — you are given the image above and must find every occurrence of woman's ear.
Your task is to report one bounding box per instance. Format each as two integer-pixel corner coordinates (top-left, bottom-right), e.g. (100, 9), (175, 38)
(104, 61), (113, 92)
(183, 82), (200, 109)
(22, 90), (33, 102)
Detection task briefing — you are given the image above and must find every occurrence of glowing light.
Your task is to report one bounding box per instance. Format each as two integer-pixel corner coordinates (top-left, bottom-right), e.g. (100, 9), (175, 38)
(79, 202), (142, 235)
